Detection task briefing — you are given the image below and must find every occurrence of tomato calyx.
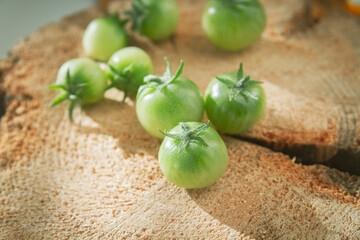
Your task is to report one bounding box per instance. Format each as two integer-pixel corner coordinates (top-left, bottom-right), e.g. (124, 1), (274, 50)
(49, 70), (86, 121)
(141, 57), (184, 94)
(124, 0), (149, 35)
(216, 63), (263, 101)
(106, 64), (137, 102)
(159, 121), (210, 151)
(106, 12), (129, 28)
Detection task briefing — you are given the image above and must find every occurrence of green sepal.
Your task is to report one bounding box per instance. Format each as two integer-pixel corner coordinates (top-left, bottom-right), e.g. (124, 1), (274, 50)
(48, 85), (67, 91)
(159, 129), (183, 140)
(50, 92), (68, 108)
(236, 62), (244, 81)
(168, 59), (184, 84)
(143, 57), (184, 94)
(180, 122), (191, 132)
(48, 69), (87, 120)
(216, 76), (235, 87)
(216, 62), (263, 102)
(106, 12), (129, 27)
(191, 121), (210, 136)
(106, 63), (135, 101)
(159, 121), (210, 152)
(191, 136), (208, 147)
(124, 0), (148, 35)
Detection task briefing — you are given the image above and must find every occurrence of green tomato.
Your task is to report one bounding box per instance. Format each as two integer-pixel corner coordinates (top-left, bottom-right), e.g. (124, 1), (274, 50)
(49, 58), (107, 120)
(202, 0), (266, 51)
(126, 0), (179, 41)
(158, 121), (228, 189)
(107, 47), (154, 100)
(136, 58), (204, 139)
(205, 63), (266, 134)
(82, 16), (127, 61)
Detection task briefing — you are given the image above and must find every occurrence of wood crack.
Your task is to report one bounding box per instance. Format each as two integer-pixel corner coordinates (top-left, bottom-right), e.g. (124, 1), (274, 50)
(233, 135), (360, 176)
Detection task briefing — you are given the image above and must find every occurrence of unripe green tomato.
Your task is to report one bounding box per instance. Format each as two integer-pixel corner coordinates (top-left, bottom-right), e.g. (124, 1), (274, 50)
(158, 122), (228, 189)
(56, 58), (107, 105)
(202, 0), (266, 51)
(137, 77), (204, 138)
(205, 71), (266, 134)
(136, 58), (204, 139)
(127, 0), (179, 41)
(107, 47), (154, 96)
(50, 58), (108, 120)
(141, 0), (179, 40)
(82, 17), (127, 61)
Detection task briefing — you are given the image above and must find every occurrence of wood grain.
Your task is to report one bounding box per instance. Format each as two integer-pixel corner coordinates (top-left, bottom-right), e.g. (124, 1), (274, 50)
(0, 0), (359, 239)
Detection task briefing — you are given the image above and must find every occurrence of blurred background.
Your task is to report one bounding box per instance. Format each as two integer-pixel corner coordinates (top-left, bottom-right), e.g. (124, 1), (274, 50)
(0, 0), (359, 58)
(0, 0), (97, 57)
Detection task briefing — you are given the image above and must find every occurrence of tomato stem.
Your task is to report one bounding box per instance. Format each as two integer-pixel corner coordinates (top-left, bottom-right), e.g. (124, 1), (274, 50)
(143, 57), (184, 94)
(167, 59), (184, 85)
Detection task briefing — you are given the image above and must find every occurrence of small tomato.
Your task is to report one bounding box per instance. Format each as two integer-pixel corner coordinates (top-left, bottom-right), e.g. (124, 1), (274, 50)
(49, 58), (107, 120)
(126, 0), (179, 41)
(106, 47), (154, 100)
(205, 63), (265, 134)
(159, 121), (228, 189)
(202, 0), (266, 51)
(136, 57), (204, 138)
(82, 15), (127, 61)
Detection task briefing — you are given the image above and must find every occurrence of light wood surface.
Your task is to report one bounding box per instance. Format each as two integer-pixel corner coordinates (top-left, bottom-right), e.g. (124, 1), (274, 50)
(0, 0), (359, 239)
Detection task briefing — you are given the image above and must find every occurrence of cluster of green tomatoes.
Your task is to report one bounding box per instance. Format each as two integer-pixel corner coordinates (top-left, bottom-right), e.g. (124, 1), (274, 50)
(50, 0), (266, 189)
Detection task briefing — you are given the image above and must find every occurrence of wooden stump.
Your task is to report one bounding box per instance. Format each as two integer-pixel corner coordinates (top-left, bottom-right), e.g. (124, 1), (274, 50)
(0, 0), (359, 239)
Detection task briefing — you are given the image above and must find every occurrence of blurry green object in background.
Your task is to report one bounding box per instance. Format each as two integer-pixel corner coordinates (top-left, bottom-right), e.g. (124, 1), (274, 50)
(202, 0), (266, 51)
(82, 16), (128, 62)
(125, 0), (179, 41)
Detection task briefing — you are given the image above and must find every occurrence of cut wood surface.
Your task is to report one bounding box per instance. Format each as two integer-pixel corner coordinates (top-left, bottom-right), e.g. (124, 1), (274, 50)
(0, 0), (359, 239)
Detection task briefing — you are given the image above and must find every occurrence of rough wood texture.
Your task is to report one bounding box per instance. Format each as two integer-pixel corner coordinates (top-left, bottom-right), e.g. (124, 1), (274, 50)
(0, 0), (359, 239)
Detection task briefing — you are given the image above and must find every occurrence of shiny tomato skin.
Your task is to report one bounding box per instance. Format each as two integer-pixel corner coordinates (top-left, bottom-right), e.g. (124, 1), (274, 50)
(140, 0), (179, 40)
(107, 47), (154, 95)
(56, 58), (107, 104)
(82, 17), (127, 61)
(158, 122), (228, 189)
(136, 77), (204, 139)
(202, 0), (266, 51)
(205, 72), (266, 134)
